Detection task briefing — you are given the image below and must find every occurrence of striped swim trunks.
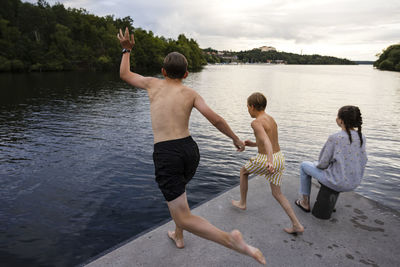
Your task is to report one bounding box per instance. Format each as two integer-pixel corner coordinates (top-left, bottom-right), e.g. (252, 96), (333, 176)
(244, 151), (285, 186)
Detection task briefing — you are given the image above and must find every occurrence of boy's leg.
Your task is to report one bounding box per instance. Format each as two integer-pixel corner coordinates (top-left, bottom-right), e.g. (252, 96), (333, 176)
(167, 192), (266, 265)
(232, 166), (250, 210)
(270, 183), (304, 234)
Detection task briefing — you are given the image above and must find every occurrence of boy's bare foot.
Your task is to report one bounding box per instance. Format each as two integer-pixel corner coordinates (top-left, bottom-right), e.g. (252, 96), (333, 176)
(231, 200), (246, 210)
(283, 224), (304, 235)
(229, 230), (266, 265)
(167, 231), (184, 249)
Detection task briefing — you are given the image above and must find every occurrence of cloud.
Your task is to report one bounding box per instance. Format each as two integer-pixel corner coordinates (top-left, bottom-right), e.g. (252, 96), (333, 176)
(22, 0), (400, 59)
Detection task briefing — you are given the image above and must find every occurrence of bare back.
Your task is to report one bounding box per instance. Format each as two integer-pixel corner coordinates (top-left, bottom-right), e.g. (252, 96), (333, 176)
(255, 113), (281, 154)
(118, 30), (243, 149)
(147, 79), (196, 143)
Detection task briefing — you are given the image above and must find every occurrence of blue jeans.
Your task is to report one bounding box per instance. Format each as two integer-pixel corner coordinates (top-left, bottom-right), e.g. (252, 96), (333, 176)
(300, 161), (325, 196)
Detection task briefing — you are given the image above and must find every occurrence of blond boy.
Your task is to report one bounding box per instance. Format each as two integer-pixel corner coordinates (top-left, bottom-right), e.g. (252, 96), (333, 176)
(117, 28), (266, 264)
(232, 92), (304, 234)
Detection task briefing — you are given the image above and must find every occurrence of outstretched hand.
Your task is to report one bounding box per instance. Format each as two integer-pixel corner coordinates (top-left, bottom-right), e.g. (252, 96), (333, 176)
(117, 27), (135, 50)
(234, 139), (245, 152)
(244, 139), (256, 147)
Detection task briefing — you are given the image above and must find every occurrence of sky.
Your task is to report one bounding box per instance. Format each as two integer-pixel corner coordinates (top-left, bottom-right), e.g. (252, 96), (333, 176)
(24, 0), (400, 60)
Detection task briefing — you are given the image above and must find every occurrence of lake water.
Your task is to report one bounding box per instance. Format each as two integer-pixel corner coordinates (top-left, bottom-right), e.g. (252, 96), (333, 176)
(0, 65), (399, 266)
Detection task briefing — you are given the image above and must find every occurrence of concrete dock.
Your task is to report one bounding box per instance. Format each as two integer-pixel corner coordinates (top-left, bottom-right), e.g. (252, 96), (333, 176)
(84, 175), (400, 267)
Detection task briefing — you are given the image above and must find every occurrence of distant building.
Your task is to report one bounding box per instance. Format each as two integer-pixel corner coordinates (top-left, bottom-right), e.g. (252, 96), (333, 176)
(221, 55), (238, 62)
(259, 46), (276, 52)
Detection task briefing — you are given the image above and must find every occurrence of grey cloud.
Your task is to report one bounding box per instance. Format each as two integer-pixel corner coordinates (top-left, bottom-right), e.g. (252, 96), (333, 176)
(22, 0), (400, 58)
(25, 0), (400, 43)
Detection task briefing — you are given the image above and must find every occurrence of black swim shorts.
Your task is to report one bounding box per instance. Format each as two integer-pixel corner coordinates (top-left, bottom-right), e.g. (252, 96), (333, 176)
(153, 136), (200, 202)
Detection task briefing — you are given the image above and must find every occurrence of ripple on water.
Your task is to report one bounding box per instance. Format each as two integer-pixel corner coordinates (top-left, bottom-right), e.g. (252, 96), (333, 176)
(0, 66), (399, 266)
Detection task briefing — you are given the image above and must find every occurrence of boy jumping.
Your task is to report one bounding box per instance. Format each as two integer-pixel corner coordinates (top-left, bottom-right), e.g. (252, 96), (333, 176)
(117, 28), (266, 264)
(232, 92), (304, 234)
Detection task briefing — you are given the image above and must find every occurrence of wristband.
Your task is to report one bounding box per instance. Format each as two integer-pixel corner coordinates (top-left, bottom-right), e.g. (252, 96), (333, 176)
(122, 48), (131, 54)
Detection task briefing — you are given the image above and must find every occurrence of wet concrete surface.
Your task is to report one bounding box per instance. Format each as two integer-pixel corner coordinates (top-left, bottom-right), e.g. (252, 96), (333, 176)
(84, 175), (400, 267)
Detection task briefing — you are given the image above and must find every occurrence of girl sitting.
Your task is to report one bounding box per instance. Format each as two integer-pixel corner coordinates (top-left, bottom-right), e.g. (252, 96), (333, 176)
(295, 105), (368, 212)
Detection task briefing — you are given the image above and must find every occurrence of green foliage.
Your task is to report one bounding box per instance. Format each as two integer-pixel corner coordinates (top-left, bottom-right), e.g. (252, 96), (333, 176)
(230, 49), (354, 65)
(395, 62), (400, 72)
(202, 47), (221, 63)
(0, 0), (206, 72)
(132, 29), (166, 73)
(163, 34), (207, 71)
(374, 44), (400, 72)
(378, 60), (394, 70)
(10, 59), (25, 71)
(0, 56), (12, 71)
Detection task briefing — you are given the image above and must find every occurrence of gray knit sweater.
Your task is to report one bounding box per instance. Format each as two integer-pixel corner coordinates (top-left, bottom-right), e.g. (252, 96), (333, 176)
(316, 130), (367, 192)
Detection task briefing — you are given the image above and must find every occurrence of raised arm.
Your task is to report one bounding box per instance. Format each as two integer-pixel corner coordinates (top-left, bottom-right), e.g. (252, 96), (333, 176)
(194, 93), (244, 151)
(117, 28), (155, 89)
(251, 120), (274, 172)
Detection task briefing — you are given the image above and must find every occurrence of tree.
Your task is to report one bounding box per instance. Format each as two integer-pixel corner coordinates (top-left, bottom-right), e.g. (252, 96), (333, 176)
(374, 44), (400, 72)
(0, 0), (206, 72)
(232, 49), (354, 65)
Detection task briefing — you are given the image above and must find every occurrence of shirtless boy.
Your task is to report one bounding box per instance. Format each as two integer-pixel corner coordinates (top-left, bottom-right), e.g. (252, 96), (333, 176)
(232, 92), (304, 234)
(117, 28), (266, 264)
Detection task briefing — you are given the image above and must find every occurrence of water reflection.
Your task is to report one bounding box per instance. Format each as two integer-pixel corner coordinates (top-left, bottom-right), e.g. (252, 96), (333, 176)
(0, 65), (399, 266)
(186, 64), (400, 210)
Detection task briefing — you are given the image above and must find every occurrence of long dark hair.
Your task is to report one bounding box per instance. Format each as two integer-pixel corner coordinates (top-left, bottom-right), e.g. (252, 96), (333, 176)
(338, 105), (363, 147)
